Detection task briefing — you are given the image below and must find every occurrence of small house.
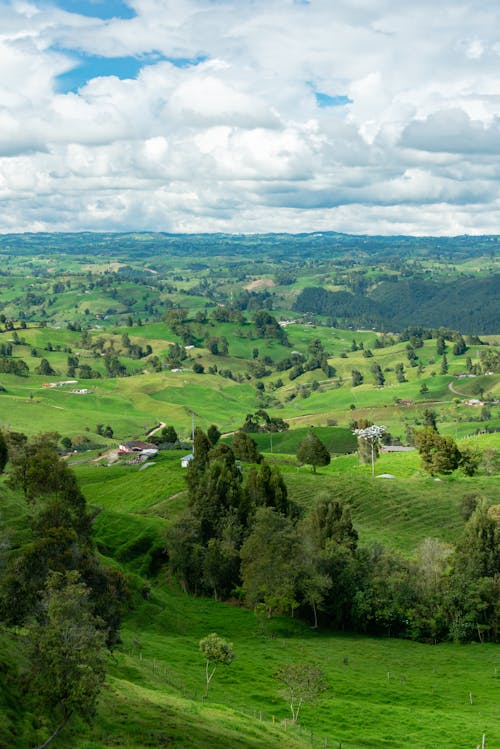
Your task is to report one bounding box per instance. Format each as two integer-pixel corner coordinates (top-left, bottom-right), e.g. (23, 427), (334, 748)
(181, 453), (194, 468)
(118, 440), (158, 455)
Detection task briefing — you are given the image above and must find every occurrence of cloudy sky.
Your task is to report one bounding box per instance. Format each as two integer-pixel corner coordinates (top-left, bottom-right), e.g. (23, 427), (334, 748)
(1, 0), (500, 235)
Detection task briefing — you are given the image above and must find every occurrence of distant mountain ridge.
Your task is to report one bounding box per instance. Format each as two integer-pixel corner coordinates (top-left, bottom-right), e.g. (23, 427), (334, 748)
(0, 230), (498, 260)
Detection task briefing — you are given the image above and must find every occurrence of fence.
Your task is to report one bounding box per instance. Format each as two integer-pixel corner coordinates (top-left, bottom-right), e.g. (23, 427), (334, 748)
(122, 645), (343, 748)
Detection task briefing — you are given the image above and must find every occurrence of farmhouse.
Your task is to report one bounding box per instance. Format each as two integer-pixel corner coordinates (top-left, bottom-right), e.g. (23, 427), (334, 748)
(118, 440), (158, 455)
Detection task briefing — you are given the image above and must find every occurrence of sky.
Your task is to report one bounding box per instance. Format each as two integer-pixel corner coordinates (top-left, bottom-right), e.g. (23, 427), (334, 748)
(1, 0), (500, 235)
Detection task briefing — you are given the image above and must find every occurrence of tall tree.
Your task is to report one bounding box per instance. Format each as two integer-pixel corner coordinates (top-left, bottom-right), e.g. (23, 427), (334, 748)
(414, 428), (461, 476)
(28, 571), (107, 749)
(0, 431), (7, 473)
(370, 362), (385, 386)
(232, 430), (262, 463)
(301, 495), (358, 628)
(296, 431), (331, 474)
(240, 507), (303, 616)
(353, 425), (386, 477)
(207, 424), (221, 446)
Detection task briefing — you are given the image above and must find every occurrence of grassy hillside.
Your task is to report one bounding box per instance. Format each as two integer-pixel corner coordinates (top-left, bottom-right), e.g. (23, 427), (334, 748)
(224, 426), (357, 455)
(0, 234), (499, 749)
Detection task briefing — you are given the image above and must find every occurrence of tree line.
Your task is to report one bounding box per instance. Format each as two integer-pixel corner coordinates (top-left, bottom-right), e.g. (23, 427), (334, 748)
(164, 429), (499, 644)
(294, 275), (500, 332)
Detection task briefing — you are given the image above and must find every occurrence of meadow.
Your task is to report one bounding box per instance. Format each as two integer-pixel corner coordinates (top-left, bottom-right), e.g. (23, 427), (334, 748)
(0, 234), (499, 749)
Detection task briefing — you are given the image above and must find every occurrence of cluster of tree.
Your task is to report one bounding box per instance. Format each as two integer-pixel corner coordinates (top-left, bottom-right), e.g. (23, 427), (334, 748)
(147, 424), (197, 450)
(479, 348), (500, 373)
(164, 428), (291, 600)
(120, 332), (153, 359)
(253, 311), (289, 344)
(35, 357), (56, 376)
(104, 354), (128, 377)
(241, 409), (289, 433)
(210, 306), (246, 323)
(0, 432), (129, 747)
(414, 428), (480, 477)
(0, 357), (29, 376)
(165, 309), (197, 346)
(294, 275), (500, 332)
(164, 342), (187, 370)
(162, 428), (498, 644)
(205, 335), (229, 356)
(276, 339), (334, 381)
(96, 424), (114, 439)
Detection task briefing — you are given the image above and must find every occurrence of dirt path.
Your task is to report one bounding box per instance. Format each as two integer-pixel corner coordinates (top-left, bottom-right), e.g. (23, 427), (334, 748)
(146, 421), (166, 436)
(92, 448), (119, 465)
(448, 381), (467, 397)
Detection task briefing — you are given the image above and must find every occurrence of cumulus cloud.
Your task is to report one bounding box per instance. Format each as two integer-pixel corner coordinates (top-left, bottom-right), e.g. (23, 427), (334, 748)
(0, 0), (500, 233)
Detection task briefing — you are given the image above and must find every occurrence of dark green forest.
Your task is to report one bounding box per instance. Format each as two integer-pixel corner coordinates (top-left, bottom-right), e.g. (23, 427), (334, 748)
(294, 275), (500, 332)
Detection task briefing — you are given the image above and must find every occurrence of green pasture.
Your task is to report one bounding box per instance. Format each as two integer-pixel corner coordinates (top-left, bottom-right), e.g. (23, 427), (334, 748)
(283, 466), (499, 553)
(76, 453), (186, 516)
(225, 426), (357, 455)
(7, 577), (494, 749)
(74, 436), (499, 558)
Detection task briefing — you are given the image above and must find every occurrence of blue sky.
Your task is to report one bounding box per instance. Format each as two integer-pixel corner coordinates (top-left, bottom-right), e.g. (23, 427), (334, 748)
(54, 50), (207, 93)
(52, 0), (135, 20)
(0, 0), (499, 235)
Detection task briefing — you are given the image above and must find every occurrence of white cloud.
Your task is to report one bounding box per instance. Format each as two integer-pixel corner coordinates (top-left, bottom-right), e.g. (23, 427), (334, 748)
(1, 0), (500, 233)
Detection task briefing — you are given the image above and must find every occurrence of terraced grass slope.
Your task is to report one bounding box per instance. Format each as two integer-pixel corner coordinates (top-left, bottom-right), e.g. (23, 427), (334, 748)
(2, 436), (500, 749)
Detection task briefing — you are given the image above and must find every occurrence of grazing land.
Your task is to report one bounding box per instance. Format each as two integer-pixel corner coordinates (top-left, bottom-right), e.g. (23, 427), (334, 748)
(0, 233), (498, 749)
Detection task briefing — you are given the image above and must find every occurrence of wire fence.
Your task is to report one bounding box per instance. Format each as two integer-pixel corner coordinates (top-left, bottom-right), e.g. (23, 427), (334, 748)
(122, 645), (343, 748)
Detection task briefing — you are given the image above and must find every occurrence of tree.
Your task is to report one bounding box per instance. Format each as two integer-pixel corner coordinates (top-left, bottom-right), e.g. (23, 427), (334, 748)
(436, 336), (447, 355)
(199, 633), (234, 697)
(60, 436), (72, 452)
(246, 462), (289, 514)
(459, 446), (480, 477)
(296, 431), (330, 474)
(370, 362), (385, 386)
(161, 425), (178, 444)
(0, 431), (7, 473)
(351, 369), (363, 387)
(353, 425), (386, 477)
(240, 507), (302, 616)
(414, 428), (461, 476)
(35, 358), (56, 376)
(232, 430), (262, 463)
(448, 502), (500, 642)
(207, 424), (221, 446)
(395, 363), (406, 382)
(300, 495), (358, 628)
(422, 408), (438, 431)
(275, 663), (327, 723)
(28, 571), (108, 749)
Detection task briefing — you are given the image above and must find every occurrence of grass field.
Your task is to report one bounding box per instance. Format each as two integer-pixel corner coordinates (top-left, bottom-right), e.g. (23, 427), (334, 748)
(1, 297), (499, 749)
